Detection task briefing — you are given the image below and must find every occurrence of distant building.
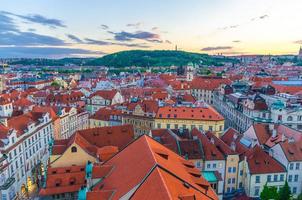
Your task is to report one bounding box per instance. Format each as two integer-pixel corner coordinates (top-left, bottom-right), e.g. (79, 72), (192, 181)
(298, 46), (302, 59)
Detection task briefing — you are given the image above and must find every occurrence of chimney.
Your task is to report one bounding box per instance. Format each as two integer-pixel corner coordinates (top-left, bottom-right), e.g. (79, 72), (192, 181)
(272, 129), (277, 138)
(231, 141), (236, 151)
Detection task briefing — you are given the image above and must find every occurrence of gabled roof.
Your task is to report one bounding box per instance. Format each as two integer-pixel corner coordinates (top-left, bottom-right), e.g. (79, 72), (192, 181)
(89, 90), (118, 99)
(192, 129), (225, 161)
(252, 124), (271, 145)
(245, 145), (285, 174)
(52, 125), (134, 161)
(220, 128), (248, 156)
(205, 131), (236, 156)
(279, 139), (302, 162)
(87, 135), (218, 200)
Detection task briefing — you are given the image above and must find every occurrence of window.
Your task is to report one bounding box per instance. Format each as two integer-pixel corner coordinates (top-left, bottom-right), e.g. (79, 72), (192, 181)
(240, 170), (243, 176)
(71, 146), (77, 153)
(213, 163), (216, 168)
(167, 124), (170, 129)
(209, 126), (213, 131)
(232, 178), (235, 184)
(255, 176), (260, 183)
(280, 174), (284, 181)
(288, 175), (292, 182)
(228, 178), (231, 184)
(157, 124), (161, 129)
(294, 175), (298, 182)
(199, 125), (203, 131)
(287, 116), (293, 121)
(293, 187), (297, 194)
(274, 175), (278, 182)
(290, 163), (294, 170)
(296, 163), (300, 170)
(174, 124), (178, 129)
(254, 186), (260, 196)
(267, 175), (271, 182)
(228, 167), (232, 173)
(207, 164), (210, 169)
(232, 167), (236, 173)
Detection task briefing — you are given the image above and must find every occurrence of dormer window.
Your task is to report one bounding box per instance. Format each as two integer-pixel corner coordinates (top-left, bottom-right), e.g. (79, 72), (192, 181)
(71, 146), (77, 153)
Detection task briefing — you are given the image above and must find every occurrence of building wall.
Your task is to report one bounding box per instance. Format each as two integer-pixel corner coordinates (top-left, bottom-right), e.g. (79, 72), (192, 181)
(50, 143), (96, 168)
(224, 154), (239, 193)
(0, 115), (53, 200)
(154, 118), (225, 136)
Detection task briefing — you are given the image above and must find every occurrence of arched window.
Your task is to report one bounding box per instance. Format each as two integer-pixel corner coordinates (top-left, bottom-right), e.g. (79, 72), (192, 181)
(71, 146), (77, 153)
(287, 116), (293, 121)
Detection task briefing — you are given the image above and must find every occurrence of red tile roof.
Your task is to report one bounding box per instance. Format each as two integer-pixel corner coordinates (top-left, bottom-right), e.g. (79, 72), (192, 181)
(192, 129), (225, 161)
(245, 145), (285, 174)
(52, 125), (134, 161)
(89, 90), (118, 100)
(87, 135), (218, 200)
(90, 107), (122, 121)
(280, 139), (302, 162)
(39, 165), (86, 196)
(191, 77), (231, 90)
(156, 105), (224, 121)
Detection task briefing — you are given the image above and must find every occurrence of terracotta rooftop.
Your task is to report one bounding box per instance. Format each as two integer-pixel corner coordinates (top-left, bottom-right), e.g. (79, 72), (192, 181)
(87, 135), (218, 200)
(39, 165), (86, 196)
(156, 105), (224, 121)
(245, 145), (286, 174)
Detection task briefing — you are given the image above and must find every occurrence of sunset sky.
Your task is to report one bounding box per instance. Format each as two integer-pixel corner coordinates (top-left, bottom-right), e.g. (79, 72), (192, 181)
(1, 0), (302, 58)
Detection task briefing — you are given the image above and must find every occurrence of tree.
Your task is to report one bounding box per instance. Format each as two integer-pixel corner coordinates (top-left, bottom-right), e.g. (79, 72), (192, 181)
(278, 181), (291, 200)
(297, 193), (302, 200)
(260, 184), (278, 200)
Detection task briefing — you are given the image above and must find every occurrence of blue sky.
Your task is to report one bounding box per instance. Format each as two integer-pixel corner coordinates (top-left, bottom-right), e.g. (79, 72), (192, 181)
(1, 0), (302, 58)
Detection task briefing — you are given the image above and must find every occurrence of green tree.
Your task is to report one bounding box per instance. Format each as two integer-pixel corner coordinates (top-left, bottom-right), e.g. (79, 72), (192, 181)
(260, 184), (278, 200)
(278, 181), (291, 200)
(297, 193), (302, 200)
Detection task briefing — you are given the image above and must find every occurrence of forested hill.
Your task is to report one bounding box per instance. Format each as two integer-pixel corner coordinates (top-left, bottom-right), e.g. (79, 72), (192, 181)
(6, 50), (238, 67)
(85, 50), (237, 67)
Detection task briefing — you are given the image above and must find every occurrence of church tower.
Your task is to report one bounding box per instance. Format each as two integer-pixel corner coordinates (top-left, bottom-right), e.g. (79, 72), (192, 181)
(299, 46), (302, 58)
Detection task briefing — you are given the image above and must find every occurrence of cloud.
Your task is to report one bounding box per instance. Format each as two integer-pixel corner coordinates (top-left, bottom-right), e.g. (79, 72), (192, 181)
(219, 25), (239, 30)
(109, 30), (161, 43)
(232, 40), (241, 43)
(0, 12), (18, 32)
(0, 11), (66, 46)
(27, 28), (36, 32)
(251, 14), (269, 21)
(165, 40), (172, 44)
(66, 34), (83, 43)
(152, 27), (159, 31)
(0, 46), (104, 58)
(101, 24), (109, 30)
(0, 32), (66, 46)
(294, 40), (302, 44)
(3, 11), (66, 28)
(115, 42), (150, 48)
(201, 46), (233, 51)
(259, 14), (269, 19)
(127, 22), (142, 29)
(84, 38), (111, 45)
